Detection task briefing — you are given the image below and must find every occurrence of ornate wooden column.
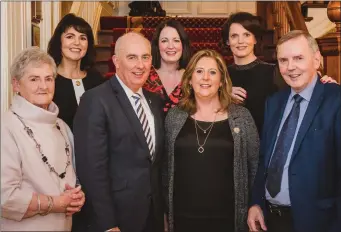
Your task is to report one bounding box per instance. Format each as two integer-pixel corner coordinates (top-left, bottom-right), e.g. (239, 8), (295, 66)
(316, 1), (341, 83)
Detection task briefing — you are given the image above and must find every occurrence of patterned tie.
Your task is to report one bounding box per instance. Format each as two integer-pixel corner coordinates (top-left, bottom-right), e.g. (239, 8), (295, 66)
(132, 93), (154, 161)
(266, 94), (304, 198)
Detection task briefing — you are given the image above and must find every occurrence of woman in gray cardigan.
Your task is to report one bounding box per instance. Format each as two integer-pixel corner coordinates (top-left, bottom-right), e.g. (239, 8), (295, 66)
(163, 49), (259, 232)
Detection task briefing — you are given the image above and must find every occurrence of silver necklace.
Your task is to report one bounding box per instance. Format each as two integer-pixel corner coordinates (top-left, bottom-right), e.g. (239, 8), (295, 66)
(12, 111), (71, 179)
(194, 113), (217, 153)
(194, 120), (214, 134)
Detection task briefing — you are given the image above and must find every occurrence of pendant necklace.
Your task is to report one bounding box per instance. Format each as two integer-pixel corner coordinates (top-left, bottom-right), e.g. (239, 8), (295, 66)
(194, 112), (217, 153)
(194, 120), (214, 134)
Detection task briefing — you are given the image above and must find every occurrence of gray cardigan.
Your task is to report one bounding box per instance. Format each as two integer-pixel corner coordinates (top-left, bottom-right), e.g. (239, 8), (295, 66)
(163, 104), (260, 232)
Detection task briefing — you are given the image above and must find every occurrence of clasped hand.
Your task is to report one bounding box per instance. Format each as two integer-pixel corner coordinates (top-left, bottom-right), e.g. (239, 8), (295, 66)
(57, 183), (85, 216)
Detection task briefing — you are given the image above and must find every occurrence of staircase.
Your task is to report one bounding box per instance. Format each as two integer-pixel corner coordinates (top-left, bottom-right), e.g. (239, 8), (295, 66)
(94, 16), (276, 78)
(301, 1), (335, 38)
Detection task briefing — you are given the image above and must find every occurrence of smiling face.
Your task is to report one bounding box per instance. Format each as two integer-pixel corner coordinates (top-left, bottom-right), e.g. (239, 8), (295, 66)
(61, 27), (88, 62)
(228, 23), (256, 61)
(113, 33), (152, 92)
(158, 26), (183, 65)
(277, 35), (320, 93)
(12, 63), (55, 109)
(190, 57), (222, 101)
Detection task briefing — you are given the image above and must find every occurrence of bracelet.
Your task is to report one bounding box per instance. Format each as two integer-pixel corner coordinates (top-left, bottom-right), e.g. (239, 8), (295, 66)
(46, 196), (54, 215)
(39, 195), (53, 216)
(37, 194), (41, 214)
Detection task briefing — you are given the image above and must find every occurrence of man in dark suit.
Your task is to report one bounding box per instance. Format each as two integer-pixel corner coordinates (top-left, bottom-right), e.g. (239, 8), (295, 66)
(247, 30), (340, 232)
(73, 32), (164, 232)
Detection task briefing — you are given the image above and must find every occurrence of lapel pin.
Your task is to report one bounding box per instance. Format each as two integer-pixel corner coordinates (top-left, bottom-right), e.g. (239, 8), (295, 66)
(234, 127), (240, 134)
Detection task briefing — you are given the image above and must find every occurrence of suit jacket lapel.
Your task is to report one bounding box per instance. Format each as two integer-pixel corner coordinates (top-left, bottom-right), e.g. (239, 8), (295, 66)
(143, 89), (163, 161)
(110, 76), (150, 155)
(265, 89), (291, 167)
(290, 80), (324, 164)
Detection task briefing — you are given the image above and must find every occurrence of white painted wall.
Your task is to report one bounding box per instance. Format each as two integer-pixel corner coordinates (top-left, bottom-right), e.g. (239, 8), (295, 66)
(1, 2), (31, 112)
(117, 1), (256, 17)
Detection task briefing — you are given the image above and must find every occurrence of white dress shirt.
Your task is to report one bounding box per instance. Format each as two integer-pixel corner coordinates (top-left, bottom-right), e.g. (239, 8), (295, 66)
(116, 75), (156, 153)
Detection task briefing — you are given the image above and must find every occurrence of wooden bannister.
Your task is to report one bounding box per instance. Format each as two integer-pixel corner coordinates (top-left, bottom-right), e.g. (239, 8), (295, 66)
(258, 2), (308, 45)
(284, 2), (308, 32)
(316, 1), (341, 83)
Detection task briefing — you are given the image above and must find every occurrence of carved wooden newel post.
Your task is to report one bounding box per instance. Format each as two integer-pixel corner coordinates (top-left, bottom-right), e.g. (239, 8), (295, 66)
(317, 1), (341, 83)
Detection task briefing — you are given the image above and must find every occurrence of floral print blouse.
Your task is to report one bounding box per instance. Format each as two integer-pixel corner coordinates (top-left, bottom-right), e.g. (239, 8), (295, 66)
(143, 67), (182, 112)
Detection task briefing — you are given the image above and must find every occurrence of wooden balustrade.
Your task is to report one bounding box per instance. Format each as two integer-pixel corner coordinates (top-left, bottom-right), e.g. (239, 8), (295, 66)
(258, 1), (308, 44)
(316, 1), (341, 83)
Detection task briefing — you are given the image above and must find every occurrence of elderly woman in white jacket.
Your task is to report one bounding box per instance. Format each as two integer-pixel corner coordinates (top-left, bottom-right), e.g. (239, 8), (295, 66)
(1, 47), (85, 231)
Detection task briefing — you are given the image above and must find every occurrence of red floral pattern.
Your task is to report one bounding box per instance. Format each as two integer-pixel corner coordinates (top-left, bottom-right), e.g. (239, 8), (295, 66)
(143, 67), (182, 112)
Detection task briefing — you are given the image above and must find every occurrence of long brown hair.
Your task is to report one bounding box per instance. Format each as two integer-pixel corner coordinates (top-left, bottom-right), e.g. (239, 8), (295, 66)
(151, 19), (191, 69)
(179, 49), (234, 115)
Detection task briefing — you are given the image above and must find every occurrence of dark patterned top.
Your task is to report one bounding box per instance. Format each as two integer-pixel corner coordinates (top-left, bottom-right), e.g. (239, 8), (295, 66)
(143, 67), (182, 112)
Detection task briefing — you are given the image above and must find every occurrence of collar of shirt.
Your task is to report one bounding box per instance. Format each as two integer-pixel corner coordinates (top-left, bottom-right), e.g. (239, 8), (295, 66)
(289, 74), (318, 103)
(116, 74), (144, 99)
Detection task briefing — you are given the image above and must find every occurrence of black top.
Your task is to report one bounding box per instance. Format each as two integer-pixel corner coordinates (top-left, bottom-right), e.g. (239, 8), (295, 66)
(174, 117), (234, 219)
(228, 59), (287, 135)
(53, 69), (105, 130)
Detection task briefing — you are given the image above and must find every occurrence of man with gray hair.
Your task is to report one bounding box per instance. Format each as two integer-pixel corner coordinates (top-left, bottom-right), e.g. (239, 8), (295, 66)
(73, 32), (165, 232)
(248, 30), (340, 232)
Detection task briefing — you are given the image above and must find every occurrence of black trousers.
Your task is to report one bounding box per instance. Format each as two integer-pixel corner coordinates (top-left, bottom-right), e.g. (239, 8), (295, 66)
(265, 201), (295, 232)
(73, 201), (156, 232)
(71, 210), (89, 232)
(142, 200), (156, 232)
(174, 216), (234, 232)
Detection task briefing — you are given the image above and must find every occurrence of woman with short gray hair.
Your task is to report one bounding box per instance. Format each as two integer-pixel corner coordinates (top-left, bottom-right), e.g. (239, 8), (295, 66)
(1, 47), (85, 231)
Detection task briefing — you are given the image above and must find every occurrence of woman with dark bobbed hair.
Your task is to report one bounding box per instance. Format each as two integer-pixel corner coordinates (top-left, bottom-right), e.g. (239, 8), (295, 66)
(222, 12), (283, 135)
(48, 13), (105, 131)
(222, 12), (336, 135)
(143, 19), (191, 112)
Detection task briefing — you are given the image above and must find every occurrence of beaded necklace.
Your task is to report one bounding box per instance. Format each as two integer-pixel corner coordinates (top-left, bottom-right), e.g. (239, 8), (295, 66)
(12, 111), (71, 179)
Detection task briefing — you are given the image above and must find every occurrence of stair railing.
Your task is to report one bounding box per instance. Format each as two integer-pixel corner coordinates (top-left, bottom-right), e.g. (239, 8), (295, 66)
(317, 1), (341, 83)
(272, 1), (308, 43)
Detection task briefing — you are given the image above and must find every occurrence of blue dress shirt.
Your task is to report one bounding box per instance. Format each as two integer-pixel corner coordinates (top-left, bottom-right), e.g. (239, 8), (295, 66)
(266, 76), (318, 205)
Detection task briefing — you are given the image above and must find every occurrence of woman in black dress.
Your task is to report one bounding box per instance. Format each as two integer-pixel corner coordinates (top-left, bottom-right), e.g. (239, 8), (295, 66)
(164, 49), (259, 232)
(47, 13), (105, 232)
(48, 14), (105, 131)
(221, 12), (285, 135)
(222, 12), (336, 135)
